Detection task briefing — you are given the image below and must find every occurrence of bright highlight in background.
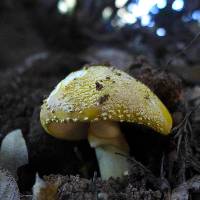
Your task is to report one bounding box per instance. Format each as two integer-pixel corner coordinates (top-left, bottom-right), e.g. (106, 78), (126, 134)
(117, 8), (137, 24)
(57, 0), (191, 38)
(116, 0), (167, 27)
(57, 0), (76, 14)
(192, 10), (200, 21)
(115, 0), (129, 8)
(141, 15), (152, 26)
(128, 1), (159, 17)
(102, 7), (113, 20)
(58, 0), (67, 13)
(172, 0), (184, 11)
(157, 0), (167, 9)
(156, 28), (166, 36)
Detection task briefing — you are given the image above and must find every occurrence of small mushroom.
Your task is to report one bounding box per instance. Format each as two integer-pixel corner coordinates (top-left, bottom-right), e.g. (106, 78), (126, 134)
(40, 66), (172, 180)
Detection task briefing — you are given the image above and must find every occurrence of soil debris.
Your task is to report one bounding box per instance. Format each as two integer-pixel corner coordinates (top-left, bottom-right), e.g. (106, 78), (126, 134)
(98, 95), (110, 105)
(95, 81), (104, 91)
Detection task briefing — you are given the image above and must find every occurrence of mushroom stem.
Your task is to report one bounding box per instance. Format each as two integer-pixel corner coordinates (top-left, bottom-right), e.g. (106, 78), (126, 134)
(88, 121), (130, 180)
(95, 146), (129, 180)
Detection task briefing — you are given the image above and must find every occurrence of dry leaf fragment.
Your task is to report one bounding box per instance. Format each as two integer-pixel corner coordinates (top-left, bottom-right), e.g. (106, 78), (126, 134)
(0, 168), (20, 200)
(0, 129), (28, 178)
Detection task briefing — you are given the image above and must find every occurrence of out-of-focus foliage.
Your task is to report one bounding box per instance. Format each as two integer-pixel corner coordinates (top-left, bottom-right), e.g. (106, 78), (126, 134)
(54, 0), (200, 36)
(19, 0), (200, 66)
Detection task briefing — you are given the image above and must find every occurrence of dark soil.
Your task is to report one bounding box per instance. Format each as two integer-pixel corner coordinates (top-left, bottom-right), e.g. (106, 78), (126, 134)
(0, 1), (200, 199)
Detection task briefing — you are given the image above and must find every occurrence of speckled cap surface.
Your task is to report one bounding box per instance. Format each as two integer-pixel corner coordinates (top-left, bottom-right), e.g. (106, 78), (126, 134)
(40, 66), (172, 136)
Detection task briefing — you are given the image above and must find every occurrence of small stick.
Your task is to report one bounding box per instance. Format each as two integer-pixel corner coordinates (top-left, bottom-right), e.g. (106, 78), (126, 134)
(165, 31), (200, 68)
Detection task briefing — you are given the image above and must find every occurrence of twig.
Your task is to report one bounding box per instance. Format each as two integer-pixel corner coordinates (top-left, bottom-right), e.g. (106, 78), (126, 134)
(172, 103), (200, 184)
(165, 31), (200, 68)
(160, 153), (165, 179)
(116, 153), (153, 175)
(91, 171), (98, 200)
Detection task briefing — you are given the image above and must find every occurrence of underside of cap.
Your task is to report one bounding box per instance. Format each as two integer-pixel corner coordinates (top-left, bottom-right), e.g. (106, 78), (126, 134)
(40, 66), (173, 136)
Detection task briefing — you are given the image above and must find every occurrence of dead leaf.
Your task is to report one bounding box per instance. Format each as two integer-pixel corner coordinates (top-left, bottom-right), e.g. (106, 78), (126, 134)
(0, 129), (28, 179)
(32, 174), (58, 200)
(0, 168), (20, 200)
(171, 176), (200, 200)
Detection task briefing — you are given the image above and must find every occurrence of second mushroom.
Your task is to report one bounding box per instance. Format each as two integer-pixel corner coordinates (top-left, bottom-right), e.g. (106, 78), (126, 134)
(40, 66), (172, 180)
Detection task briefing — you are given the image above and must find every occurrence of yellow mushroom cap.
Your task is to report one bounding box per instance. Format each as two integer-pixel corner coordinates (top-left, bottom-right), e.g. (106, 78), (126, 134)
(40, 66), (172, 139)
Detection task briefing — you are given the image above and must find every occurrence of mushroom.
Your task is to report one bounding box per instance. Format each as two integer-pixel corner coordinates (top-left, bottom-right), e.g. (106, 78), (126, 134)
(40, 66), (172, 180)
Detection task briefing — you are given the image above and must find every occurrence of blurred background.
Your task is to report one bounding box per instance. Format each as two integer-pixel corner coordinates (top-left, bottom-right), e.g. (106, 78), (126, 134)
(0, 0), (200, 73)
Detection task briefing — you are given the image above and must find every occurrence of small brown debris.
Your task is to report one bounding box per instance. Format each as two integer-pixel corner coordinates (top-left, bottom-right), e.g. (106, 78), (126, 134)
(83, 64), (89, 69)
(106, 76), (110, 80)
(144, 94), (150, 100)
(115, 72), (121, 76)
(98, 94), (110, 104)
(95, 81), (104, 91)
